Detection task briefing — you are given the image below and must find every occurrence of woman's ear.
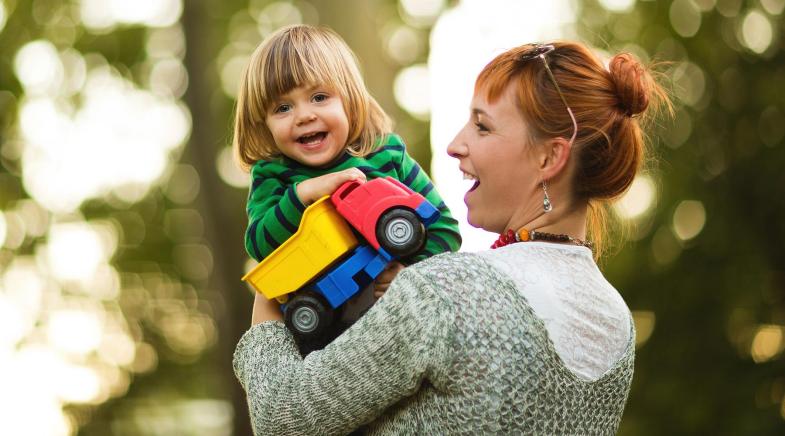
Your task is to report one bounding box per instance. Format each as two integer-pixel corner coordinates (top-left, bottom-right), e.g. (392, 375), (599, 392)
(538, 137), (572, 180)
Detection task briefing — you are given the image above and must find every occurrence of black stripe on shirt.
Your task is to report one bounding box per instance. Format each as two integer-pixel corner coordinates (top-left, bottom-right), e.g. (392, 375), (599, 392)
(428, 233), (452, 253)
(248, 219), (263, 260)
(263, 226), (281, 250)
(402, 165), (420, 187)
(366, 144), (404, 159)
(287, 187), (305, 213)
(420, 181), (434, 197)
(274, 205), (298, 234)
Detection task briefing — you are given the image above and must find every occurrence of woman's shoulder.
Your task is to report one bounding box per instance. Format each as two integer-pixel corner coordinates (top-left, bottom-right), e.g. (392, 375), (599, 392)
(404, 251), (504, 293)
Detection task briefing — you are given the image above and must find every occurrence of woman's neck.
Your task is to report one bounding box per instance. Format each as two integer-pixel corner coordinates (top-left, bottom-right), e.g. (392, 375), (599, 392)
(506, 201), (589, 241)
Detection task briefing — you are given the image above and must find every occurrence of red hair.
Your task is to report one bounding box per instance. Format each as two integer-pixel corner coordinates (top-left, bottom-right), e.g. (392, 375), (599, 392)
(475, 42), (671, 257)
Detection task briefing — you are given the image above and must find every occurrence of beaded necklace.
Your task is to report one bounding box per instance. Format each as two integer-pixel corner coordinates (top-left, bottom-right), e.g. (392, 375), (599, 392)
(491, 228), (593, 250)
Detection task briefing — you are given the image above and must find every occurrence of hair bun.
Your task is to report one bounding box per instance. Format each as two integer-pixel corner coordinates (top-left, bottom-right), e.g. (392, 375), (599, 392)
(609, 53), (650, 116)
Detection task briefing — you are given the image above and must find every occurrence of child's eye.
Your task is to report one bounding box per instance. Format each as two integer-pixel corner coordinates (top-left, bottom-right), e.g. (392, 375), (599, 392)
(274, 103), (291, 114)
(312, 93), (328, 103)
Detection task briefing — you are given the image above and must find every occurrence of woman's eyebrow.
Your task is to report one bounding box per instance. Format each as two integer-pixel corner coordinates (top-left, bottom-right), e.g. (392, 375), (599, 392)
(472, 108), (491, 120)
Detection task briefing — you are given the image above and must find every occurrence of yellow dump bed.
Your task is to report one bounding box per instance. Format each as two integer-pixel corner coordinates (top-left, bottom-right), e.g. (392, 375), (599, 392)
(242, 196), (358, 300)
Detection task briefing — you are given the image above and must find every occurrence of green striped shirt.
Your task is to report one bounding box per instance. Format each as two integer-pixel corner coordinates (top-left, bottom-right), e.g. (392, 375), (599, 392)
(245, 134), (461, 263)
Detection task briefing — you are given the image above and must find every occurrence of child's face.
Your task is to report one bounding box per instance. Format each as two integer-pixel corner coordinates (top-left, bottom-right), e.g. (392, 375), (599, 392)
(265, 84), (349, 167)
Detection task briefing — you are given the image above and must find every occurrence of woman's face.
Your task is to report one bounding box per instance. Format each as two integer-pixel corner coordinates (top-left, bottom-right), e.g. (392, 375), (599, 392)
(446, 83), (542, 234)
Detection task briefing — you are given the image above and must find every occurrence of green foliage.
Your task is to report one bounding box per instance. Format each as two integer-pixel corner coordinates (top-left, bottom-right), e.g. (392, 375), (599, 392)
(577, 1), (785, 434)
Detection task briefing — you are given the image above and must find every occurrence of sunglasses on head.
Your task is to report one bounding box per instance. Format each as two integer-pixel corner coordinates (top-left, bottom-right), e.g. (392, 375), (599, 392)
(518, 44), (578, 146)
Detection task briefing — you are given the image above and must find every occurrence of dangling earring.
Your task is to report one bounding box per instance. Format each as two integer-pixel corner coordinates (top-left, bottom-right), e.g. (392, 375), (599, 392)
(542, 180), (553, 213)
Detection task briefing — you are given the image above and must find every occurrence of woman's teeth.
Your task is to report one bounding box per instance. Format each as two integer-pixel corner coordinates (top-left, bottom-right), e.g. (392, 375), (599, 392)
(462, 172), (480, 192)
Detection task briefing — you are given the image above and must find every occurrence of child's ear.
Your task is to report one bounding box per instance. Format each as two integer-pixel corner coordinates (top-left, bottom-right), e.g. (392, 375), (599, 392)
(538, 137), (572, 180)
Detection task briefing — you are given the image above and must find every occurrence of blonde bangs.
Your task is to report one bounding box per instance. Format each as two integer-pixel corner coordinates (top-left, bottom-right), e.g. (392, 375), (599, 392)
(259, 34), (343, 112)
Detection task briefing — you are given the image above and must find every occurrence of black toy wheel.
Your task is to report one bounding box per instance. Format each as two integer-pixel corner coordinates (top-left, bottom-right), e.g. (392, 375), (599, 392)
(376, 208), (426, 258)
(284, 291), (334, 338)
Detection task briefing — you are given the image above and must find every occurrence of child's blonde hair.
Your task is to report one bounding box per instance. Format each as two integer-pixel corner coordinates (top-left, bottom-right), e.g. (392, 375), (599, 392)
(233, 24), (392, 171)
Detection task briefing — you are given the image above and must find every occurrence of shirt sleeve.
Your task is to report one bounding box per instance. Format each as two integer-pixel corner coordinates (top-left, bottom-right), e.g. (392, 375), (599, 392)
(245, 161), (307, 261)
(392, 138), (462, 262)
(233, 267), (455, 436)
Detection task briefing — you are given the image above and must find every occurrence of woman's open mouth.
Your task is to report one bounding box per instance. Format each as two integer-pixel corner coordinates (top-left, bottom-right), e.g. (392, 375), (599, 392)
(463, 171), (480, 192)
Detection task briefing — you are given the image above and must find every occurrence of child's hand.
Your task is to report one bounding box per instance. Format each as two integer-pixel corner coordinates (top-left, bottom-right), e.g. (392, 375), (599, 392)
(251, 292), (283, 325)
(373, 261), (405, 299)
(296, 168), (366, 205)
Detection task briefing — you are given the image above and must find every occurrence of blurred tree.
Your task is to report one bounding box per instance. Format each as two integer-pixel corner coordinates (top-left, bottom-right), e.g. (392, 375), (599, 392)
(1, 0), (436, 434)
(576, 1), (785, 435)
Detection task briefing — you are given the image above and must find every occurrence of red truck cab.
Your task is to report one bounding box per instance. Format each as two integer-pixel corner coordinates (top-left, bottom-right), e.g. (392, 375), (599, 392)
(331, 176), (439, 259)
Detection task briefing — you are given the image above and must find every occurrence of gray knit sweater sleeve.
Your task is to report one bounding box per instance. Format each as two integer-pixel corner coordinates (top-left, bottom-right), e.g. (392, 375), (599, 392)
(233, 267), (454, 435)
(235, 252), (635, 435)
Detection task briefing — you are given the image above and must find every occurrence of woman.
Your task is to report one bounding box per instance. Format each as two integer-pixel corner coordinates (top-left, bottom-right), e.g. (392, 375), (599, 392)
(234, 41), (669, 435)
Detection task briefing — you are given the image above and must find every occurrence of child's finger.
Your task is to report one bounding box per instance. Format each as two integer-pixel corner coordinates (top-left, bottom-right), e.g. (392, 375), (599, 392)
(346, 167), (366, 181)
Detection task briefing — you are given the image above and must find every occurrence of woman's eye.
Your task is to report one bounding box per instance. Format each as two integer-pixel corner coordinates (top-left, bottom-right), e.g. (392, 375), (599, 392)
(313, 93), (328, 103)
(274, 104), (291, 114)
(474, 122), (489, 133)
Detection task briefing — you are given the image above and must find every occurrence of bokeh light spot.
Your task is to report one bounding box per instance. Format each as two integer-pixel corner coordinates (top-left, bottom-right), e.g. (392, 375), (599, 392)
(740, 9), (773, 54)
(758, 105), (785, 147)
(255, 1), (302, 36)
(761, 0), (785, 14)
(385, 25), (423, 65)
(672, 200), (706, 241)
(47, 309), (103, 356)
(652, 226), (682, 264)
(394, 64), (431, 120)
(693, 0), (717, 12)
(673, 61), (706, 107)
(217, 146), (249, 188)
(80, 0), (183, 30)
(220, 54), (250, 98)
(399, 0), (445, 26)
(632, 310), (656, 347)
(663, 108), (693, 148)
(46, 222), (112, 282)
(0, 2), (6, 32)
(716, 0), (743, 17)
(164, 164), (200, 205)
(14, 40), (64, 96)
(148, 58), (189, 98)
(751, 325), (785, 363)
(0, 212), (6, 247)
(615, 175), (656, 219)
(598, 0), (636, 12)
(669, 0), (702, 37)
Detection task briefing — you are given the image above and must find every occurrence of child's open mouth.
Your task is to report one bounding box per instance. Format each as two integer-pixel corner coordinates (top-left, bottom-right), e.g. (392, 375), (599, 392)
(297, 132), (327, 145)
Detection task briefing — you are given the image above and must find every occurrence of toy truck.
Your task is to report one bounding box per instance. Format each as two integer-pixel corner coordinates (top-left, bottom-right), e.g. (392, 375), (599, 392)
(242, 177), (439, 338)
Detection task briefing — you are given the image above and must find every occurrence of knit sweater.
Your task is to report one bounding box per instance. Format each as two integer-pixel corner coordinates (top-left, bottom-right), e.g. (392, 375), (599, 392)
(234, 251), (636, 435)
(244, 134), (461, 262)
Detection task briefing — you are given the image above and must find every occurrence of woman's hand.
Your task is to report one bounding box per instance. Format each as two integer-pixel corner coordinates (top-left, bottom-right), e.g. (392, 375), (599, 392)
(295, 168), (366, 206)
(251, 292), (284, 325)
(373, 261), (405, 299)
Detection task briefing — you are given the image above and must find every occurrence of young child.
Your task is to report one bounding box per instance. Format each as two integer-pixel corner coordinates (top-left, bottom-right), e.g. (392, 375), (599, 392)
(233, 25), (461, 301)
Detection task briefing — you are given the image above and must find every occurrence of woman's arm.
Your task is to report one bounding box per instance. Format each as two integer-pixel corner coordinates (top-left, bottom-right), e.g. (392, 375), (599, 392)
(234, 267), (455, 435)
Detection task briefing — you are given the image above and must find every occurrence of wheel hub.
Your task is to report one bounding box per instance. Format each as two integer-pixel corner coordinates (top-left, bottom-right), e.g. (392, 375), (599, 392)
(292, 306), (318, 332)
(386, 217), (414, 245)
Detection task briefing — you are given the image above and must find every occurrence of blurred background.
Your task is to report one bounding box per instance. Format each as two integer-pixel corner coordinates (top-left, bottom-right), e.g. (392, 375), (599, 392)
(0, 0), (783, 434)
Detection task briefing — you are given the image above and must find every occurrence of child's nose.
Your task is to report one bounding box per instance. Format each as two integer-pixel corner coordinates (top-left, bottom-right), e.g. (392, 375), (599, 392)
(296, 109), (317, 125)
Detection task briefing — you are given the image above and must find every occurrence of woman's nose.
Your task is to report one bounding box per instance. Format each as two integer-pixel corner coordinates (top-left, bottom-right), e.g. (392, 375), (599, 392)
(446, 130), (467, 158)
